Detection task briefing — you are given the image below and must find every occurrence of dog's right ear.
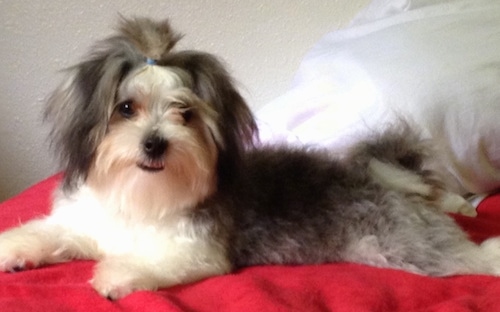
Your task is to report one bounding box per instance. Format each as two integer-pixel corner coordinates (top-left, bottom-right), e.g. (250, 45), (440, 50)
(44, 37), (143, 191)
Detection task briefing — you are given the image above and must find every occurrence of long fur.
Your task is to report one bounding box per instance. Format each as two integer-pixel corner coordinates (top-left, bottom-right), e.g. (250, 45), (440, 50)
(1, 17), (499, 300)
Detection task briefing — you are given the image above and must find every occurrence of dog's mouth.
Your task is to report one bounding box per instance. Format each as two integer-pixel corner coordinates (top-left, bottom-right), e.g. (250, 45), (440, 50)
(137, 159), (165, 172)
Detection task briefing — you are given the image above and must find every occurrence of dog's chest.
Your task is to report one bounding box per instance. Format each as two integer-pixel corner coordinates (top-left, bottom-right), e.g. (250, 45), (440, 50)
(49, 186), (202, 258)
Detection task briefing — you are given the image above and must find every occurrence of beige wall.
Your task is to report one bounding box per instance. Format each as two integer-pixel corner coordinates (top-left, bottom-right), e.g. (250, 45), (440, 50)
(0, 0), (369, 200)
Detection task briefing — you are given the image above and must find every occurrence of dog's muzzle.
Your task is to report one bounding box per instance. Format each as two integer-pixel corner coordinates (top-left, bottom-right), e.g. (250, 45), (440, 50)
(138, 134), (167, 172)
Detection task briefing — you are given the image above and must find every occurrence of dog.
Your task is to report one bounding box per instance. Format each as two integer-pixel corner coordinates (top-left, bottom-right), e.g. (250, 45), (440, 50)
(0, 17), (499, 300)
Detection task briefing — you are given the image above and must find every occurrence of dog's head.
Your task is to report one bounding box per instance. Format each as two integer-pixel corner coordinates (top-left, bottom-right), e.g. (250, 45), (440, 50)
(45, 17), (257, 214)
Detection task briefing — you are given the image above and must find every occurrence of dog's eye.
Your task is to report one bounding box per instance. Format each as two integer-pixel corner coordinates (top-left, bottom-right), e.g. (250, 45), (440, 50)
(181, 109), (193, 123)
(117, 100), (135, 118)
(170, 102), (193, 124)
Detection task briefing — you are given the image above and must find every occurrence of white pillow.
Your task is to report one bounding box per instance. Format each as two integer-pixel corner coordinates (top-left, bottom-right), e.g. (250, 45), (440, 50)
(257, 0), (500, 195)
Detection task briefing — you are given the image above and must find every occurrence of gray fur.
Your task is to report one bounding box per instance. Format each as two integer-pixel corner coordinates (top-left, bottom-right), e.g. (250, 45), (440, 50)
(117, 15), (182, 61)
(199, 128), (495, 276)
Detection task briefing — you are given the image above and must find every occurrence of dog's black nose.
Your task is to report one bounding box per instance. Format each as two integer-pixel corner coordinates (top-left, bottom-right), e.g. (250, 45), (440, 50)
(143, 135), (168, 158)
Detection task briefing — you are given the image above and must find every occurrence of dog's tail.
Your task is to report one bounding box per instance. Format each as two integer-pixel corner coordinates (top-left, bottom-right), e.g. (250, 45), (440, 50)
(347, 122), (431, 173)
(347, 122), (477, 217)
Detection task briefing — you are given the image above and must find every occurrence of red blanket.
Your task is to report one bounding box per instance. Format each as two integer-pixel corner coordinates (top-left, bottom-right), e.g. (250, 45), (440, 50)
(1, 175), (500, 312)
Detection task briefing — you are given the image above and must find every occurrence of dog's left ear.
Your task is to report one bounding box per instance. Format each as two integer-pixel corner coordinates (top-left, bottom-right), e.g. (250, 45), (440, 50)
(163, 52), (258, 163)
(162, 52), (258, 184)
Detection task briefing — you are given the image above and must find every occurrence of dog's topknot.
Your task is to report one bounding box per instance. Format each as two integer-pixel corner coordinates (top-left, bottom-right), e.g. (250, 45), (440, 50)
(117, 16), (183, 62)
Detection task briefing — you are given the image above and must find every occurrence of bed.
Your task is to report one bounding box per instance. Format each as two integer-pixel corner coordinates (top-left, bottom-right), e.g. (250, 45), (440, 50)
(2, 0), (500, 311)
(0, 176), (500, 311)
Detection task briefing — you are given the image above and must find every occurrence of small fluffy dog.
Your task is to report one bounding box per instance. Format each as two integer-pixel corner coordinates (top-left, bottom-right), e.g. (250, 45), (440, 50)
(1, 17), (499, 300)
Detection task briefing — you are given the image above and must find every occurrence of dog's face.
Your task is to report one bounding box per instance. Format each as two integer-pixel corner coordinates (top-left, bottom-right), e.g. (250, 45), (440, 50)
(89, 65), (222, 216)
(45, 17), (257, 217)
(99, 65), (220, 176)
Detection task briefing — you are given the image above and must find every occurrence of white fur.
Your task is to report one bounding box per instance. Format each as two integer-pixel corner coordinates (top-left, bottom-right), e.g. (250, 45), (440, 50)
(368, 159), (432, 196)
(437, 192), (477, 217)
(0, 186), (230, 298)
(480, 238), (500, 275)
(368, 158), (477, 216)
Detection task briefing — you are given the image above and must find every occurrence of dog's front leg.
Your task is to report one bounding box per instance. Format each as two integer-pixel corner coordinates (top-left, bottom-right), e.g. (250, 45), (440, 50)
(91, 243), (231, 299)
(0, 218), (99, 272)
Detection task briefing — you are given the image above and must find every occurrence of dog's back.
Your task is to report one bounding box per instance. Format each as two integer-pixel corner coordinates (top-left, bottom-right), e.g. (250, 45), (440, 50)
(221, 124), (438, 267)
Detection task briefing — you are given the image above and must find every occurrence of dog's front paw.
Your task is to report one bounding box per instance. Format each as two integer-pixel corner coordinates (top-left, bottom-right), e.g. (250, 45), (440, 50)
(0, 220), (80, 273)
(0, 254), (37, 273)
(91, 258), (160, 300)
(0, 230), (45, 272)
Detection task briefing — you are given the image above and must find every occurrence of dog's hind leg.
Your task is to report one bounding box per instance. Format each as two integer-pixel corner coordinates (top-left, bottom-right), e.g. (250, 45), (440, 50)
(345, 225), (500, 277)
(340, 191), (494, 276)
(436, 236), (500, 276)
